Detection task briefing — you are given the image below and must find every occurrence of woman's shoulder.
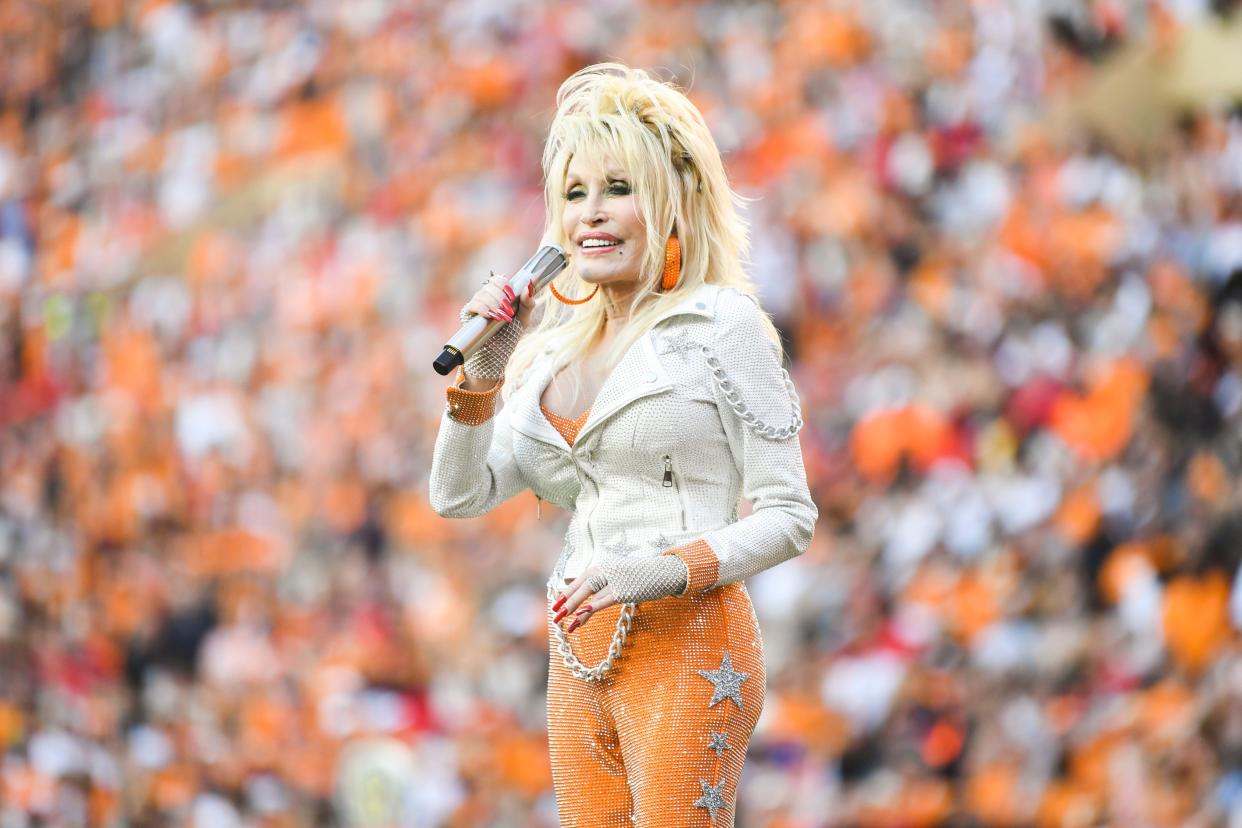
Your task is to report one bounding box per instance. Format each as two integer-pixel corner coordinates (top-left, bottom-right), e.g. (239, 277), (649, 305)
(648, 285), (773, 361)
(703, 286), (772, 346)
(654, 283), (765, 329)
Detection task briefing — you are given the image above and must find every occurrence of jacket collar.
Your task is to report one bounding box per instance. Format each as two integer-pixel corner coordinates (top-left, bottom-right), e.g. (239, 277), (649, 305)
(649, 281), (721, 326)
(509, 283), (722, 450)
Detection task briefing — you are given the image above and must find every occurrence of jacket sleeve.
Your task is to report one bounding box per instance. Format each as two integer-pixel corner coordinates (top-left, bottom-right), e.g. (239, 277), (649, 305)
(428, 372), (529, 518)
(661, 290), (817, 592)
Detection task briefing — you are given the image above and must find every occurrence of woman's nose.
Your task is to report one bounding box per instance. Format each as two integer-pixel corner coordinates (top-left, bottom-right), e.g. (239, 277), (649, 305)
(580, 191), (607, 224)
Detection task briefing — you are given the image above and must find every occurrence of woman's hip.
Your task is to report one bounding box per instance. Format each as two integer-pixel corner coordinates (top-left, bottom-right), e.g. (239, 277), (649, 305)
(547, 581), (765, 690)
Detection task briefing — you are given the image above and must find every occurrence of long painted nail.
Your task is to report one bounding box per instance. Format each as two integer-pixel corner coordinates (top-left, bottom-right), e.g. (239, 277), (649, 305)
(567, 618), (581, 632)
(553, 608), (568, 623)
(527, 281), (534, 298)
(502, 299), (514, 314)
(503, 285), (515, 301)
(580, 604), (593, 614)
(553, 595), (566, 611)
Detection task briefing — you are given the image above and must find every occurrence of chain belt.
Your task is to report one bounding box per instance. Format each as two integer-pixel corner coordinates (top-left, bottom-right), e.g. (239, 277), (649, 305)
(546, 575), (637, 683)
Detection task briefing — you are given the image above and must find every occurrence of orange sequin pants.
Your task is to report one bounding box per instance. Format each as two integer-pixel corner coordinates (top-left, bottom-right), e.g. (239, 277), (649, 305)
(546, 581), (766, 827)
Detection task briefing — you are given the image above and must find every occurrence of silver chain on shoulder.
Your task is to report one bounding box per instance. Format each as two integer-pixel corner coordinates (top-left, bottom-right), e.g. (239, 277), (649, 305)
(546, 578), (637, 682)
(702, 344), (804, 440)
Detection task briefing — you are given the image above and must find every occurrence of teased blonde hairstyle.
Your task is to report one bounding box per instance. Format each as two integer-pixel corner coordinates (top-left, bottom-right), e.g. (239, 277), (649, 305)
(504, 63), (780, 399)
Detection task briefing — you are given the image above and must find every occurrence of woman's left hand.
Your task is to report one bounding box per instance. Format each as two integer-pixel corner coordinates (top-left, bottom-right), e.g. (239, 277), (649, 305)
(552, 553), (691, 630)
(551, 565), (617, 632)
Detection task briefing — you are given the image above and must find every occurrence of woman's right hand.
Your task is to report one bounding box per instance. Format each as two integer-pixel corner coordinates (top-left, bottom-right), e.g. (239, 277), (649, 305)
(462, 271), (536, 328)
(458, 272), (537, 388)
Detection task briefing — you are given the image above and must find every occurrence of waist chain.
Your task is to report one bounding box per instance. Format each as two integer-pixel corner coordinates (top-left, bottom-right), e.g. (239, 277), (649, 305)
(546, 575), (636, 683)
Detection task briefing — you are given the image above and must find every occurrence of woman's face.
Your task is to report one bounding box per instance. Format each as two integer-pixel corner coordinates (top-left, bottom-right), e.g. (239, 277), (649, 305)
(561, 152), (648, 288)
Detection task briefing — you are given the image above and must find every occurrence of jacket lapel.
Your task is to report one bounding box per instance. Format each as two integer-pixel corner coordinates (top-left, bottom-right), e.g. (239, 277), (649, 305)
(507, 283), (722, 451)
(573, 330), (671, 445)
(508, 359), (572, 450)
(574, 283), (721, 445)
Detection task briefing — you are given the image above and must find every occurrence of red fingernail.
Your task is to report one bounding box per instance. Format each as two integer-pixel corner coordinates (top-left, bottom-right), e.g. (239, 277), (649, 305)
(567, 618), (581, 632)
(553, 595), (566, 611)
(581, 604), (592, 614)
(503, 285), (515, 300)
(502, 300), (514, 314)
(527, 282), (534, 298)
(553, 609), (568, 623)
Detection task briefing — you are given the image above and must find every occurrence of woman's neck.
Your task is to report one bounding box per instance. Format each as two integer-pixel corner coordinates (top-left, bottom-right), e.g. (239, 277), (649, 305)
(599, 281), (640, 325)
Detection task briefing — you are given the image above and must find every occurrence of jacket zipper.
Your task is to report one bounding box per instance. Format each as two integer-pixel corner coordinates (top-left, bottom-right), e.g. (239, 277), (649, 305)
(663, 454), (687, 531)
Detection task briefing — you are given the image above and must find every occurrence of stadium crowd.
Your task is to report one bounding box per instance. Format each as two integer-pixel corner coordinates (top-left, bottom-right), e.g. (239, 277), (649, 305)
(2, 0), (1242, 825)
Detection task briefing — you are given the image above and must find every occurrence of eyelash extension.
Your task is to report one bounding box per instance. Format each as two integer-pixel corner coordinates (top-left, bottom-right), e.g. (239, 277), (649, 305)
(564, 182), (631, 200)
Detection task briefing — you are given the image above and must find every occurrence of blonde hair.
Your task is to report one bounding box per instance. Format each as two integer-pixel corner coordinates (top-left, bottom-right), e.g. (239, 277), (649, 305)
(504, 63), (780, 399)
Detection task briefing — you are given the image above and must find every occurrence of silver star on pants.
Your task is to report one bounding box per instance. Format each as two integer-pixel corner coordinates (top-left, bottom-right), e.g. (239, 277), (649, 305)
(707, 731), (731, 757)
(694, 778), (727, 824)
(698, 652), (750, 710)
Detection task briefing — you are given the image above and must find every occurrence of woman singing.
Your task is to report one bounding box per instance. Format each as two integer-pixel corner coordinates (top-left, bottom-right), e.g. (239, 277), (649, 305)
(429, 63), (817, 826)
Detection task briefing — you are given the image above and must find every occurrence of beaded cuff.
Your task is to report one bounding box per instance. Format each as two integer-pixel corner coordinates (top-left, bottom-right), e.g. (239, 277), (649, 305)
(445, 367), (504, 425)
(661, 539), (720, 596)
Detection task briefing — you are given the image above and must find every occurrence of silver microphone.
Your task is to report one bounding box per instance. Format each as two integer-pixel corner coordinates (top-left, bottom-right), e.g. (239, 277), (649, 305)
(432, 244), (568, 376)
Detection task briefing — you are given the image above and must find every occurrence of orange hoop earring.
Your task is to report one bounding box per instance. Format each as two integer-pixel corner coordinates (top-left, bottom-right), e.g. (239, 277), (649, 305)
(662, 235), (681, 291)
(548, 280), (599, 305)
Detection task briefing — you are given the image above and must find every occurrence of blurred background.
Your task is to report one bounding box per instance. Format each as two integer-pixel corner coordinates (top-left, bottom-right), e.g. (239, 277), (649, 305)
(4, 0), (1242, 826)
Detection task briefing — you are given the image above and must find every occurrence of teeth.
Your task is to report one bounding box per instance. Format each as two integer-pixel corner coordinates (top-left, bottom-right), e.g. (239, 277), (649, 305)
(582, 239), (618, 248)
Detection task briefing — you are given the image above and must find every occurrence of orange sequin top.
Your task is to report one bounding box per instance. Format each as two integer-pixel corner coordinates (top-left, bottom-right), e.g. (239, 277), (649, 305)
(541, 404), (590, 447)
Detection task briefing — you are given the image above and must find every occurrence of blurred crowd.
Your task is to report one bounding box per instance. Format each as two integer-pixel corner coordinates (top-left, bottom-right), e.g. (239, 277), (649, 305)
(3, 0), (1242, 825)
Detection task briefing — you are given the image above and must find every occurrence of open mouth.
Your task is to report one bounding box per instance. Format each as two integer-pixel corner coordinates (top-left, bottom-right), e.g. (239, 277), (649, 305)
(580, 238), (621, 254)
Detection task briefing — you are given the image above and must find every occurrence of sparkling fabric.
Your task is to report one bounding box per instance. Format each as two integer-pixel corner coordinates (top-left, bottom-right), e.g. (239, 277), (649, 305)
(444, 368), (503, 425)
(546, 580), (765, 826)
(428, 283), (816, 822)
(598, 552), (689, 603)
(661, 539), (720, 597)
(459, 305), (524, 380)
(542, 403), (591, 448)
(430, 283), (818, 587)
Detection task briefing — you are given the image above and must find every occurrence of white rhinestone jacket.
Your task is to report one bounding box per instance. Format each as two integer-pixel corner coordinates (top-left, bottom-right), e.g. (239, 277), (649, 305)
(428, 283), (818, 592)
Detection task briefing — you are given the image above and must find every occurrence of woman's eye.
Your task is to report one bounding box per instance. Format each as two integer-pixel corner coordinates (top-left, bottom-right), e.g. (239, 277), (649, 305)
(565, 187), (585, 201)
(608, 182), (631, 195)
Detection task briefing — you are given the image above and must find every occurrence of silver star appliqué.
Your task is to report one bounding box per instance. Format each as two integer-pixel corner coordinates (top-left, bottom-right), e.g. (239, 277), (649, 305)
(659, 329), (701, 361)
(698, 652), (750, 710)
(602, 533), (640, 557)
(694, 778), (727, 824)
(649, 533), (675, 552)
(707, 731), (731, 757)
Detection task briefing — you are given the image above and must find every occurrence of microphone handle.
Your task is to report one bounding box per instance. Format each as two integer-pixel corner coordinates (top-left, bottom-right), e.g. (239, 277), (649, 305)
(432, 245), (567, 376)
